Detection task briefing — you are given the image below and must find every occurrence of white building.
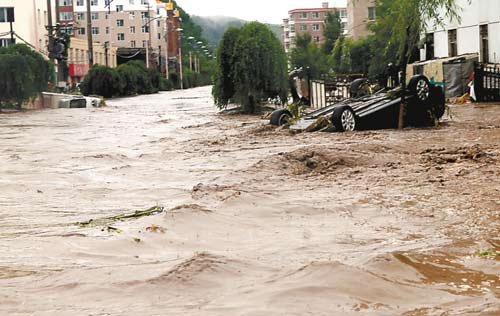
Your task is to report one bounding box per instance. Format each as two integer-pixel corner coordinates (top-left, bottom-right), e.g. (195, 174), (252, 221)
(423, 0), (500, 63)
(0, 0), (55, 52)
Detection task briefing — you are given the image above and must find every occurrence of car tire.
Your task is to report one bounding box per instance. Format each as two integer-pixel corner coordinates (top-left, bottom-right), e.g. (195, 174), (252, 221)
(429, 85), (446, 119)
(331, 106), (357, 132)
(270, 109), (293, 126)
(350, 78), (369, 98)
(408, 75), (431, 103)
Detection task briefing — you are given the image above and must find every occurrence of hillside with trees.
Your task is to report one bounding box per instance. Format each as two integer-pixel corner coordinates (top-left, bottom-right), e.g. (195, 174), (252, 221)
(192, 15), (281, 48)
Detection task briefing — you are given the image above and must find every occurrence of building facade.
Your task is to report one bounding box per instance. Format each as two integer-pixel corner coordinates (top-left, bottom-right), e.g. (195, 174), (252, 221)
(0, 0), (54, 51)
(423, 0), (500, 63)
(72, 0), (167, 57)
(281, 2), (347, 53)
(346, 0), (376, 40)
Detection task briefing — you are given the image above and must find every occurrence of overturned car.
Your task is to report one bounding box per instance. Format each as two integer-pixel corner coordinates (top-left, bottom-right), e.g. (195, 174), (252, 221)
(270, 75), (446, 132)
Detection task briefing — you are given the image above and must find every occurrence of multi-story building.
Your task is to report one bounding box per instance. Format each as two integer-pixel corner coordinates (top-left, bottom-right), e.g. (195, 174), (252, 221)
(0, 0), (54, 51)
(72, 0), (167, 59)
(422, 0), (500, 63)
(282, 2), (347, 53)
(346, 0), (376, 40)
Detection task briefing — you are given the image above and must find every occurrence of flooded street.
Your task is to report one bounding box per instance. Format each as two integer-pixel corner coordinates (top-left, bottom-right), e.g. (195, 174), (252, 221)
(0, 86), (499, 315)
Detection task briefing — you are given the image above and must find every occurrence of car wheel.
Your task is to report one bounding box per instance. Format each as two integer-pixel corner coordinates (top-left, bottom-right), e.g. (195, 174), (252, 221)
(270, 109), (293, 126)
(429, 85), (445, 119)
(331, 106), (357, 132)
(408, 75), (431, 102)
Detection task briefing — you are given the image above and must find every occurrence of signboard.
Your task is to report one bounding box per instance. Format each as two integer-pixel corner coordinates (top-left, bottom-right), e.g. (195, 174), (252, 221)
(69, 64), (90, 77)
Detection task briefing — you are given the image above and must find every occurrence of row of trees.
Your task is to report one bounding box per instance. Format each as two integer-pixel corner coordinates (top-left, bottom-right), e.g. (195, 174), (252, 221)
(0, 44), (54, 110)
(212, 22), (288, 113)
(82, 61), (173, 98)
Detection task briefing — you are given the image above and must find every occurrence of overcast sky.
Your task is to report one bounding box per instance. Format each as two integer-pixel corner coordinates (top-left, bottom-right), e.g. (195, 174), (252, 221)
(176, 0), (347, 24)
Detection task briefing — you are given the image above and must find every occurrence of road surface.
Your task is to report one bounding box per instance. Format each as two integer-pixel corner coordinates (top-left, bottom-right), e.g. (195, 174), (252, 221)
(0, 86), (499, 315)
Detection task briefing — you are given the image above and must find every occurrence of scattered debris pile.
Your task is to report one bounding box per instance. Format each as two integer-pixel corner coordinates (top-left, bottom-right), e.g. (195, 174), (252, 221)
(421, 145), (494, 165)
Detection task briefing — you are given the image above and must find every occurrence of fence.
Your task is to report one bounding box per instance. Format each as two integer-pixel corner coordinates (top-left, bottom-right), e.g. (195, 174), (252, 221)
(474, 63), (500, 102)
(310, 80), (351, 109)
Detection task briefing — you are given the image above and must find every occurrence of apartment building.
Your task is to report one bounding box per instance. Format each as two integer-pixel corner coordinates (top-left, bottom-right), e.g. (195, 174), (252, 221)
(423, 0), (500, 63)
(281, 2), (347, 53)
(0, 0), (55, 51)
(72, 0), (167, 55)
(346, 0), (376, 40)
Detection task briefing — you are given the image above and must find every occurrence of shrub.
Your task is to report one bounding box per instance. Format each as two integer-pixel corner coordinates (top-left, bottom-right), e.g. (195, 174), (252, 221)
(0, 44), (53, 109)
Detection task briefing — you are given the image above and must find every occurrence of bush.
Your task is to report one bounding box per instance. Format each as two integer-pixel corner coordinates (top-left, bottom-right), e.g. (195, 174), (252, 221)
(0, 44), (54, 109)
(82, 61), (165, 97)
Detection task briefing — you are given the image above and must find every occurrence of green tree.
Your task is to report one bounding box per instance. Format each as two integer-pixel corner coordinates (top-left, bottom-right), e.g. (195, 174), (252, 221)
(323, 11), (342, 55)
(212, 27), (241, 107)
(213, 22), (288, 113)
(0, 44), (53, 110)
(290, 34), (329, 80)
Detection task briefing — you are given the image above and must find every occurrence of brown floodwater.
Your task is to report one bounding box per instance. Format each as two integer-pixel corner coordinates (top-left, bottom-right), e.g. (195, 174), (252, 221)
(0, 86), (498, 315)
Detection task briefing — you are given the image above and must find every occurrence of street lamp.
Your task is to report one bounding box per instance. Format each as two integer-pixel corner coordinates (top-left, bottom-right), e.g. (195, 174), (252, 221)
(176, 27), (184, 89)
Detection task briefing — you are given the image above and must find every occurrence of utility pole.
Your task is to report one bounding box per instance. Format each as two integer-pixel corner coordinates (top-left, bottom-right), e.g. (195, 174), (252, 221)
(47, 0), (54, 62)
(86, 0), (94, 66)
(189, 51), (192, 71)
(178, 29), (183, 89)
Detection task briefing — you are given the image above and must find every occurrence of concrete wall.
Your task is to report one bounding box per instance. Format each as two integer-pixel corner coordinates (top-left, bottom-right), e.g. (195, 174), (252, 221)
(346, 0), (375, 40)
(425, 0), (500, 63)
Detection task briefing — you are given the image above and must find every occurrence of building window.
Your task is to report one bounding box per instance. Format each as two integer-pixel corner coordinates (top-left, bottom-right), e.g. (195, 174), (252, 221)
(117, 33), (125, 41)
(480, 25), (489, 63)
(141, 12), (149, 20)
(299, 12), (308, 19)
(116, 19), (124, 27)
(116, 5), (124, 12)
(77, 27), (85, 35)
(157, 20), (161, 27)
(59, 0), (73, 5)
(425, 33), (434, 60)
(312, 12), (319, 19)
(368, 7), (376, 21)
(76, 12), (84, 20)
(0, 7), (14, 23)
(130, 40), (136, 48)
(91, 27), (99, 35)
(130, 26), (135, 33)
(105, 26), (109, 34)
(448, 29), (457, 57)
(90, 0), (98, 5)
(142, 40), (147, 48)
(0, 38), (15, 47)
(157, 33), (161, 39)
(59, 12), (73, 21)
(129, 12), (135, 19)
(300, 24), (307, 31)
(129, 0), (135, 4)
(314, 36), (320, 43)
(142, 25), (149, 33)
(141, 0), (148, 5)
(76, 0), (84, 6)
(312, 24), (320, 31)
(340, 9), (347, 19)
(91, 12), (99, 20)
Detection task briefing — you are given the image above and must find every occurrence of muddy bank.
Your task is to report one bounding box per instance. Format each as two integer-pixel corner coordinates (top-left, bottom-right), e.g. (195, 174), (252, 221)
(0, 87), (498, 315)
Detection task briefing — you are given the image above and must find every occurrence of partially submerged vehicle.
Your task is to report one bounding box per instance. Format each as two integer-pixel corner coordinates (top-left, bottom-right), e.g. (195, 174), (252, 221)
(270, 75), (445, 132)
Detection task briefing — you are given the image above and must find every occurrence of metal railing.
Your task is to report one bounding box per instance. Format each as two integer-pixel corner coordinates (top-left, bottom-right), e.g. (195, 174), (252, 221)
(474, 62), (500, 102)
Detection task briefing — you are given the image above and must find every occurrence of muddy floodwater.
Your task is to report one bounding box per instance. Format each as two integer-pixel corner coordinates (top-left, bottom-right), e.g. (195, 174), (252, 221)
(0, 86), (499, 315)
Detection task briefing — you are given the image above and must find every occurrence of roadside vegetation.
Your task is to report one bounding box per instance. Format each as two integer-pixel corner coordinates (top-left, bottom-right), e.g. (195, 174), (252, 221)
(0, 44), (54, 111)
(212, 22), (288, 113)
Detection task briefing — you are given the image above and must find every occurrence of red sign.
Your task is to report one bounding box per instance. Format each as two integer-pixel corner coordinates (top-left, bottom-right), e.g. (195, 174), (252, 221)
(69, 64), (89, 77)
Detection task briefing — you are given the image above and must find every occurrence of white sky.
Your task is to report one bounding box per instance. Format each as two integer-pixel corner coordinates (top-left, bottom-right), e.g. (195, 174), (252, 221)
(176, 0), (347, 24)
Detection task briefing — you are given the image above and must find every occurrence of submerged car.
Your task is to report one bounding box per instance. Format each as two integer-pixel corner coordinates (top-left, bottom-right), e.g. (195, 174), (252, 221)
(270, 75), (445, 132)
